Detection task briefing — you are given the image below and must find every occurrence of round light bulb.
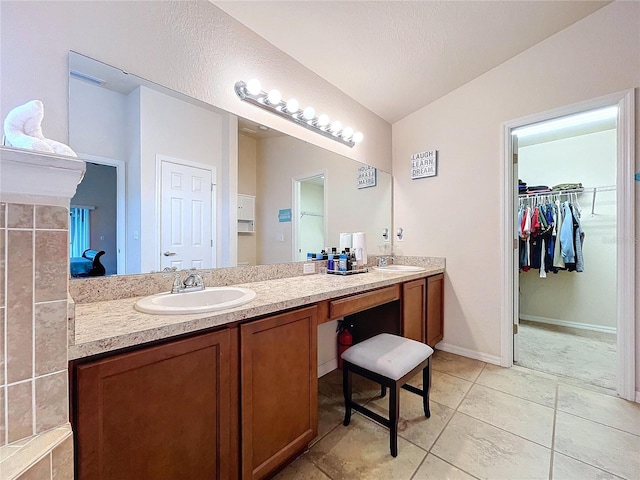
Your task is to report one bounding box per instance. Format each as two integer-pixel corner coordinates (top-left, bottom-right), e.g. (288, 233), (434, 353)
(246, 78), (261, 96)
(303, 106), (315, 121)
(317, 114), (330, 127)
(342, 127), (354, 140)
(267, 89), (282, 105)
(352, 131), (364, 143)
(330, 120), (342, 133)
(286, 98), (299, 114)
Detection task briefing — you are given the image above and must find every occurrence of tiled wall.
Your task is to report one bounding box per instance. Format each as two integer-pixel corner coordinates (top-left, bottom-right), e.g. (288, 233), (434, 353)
(1, 202), (69, 447)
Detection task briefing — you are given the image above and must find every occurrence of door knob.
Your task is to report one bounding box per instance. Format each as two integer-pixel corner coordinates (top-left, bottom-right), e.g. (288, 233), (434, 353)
(163, 251), (177, 256)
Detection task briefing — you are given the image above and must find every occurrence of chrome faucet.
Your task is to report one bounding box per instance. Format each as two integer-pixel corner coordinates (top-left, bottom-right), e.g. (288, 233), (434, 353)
(377, 256), (393, 267)
(164, 269), (209, 294)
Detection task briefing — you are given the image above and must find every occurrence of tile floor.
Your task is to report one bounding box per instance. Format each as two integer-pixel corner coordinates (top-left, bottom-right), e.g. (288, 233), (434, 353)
(274, 350), (640, 480)
(517, 320), (617, 390)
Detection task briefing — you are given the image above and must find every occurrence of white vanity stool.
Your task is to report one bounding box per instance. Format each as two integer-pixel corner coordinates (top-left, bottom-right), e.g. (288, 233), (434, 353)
(341, 333), (434, 457)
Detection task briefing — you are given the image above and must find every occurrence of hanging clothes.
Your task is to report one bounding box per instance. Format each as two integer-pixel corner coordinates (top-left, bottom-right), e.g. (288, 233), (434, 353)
(518, 191), (585, 277)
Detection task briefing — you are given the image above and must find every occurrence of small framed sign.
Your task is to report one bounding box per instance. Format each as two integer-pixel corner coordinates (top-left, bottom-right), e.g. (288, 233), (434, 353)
(278, 208), (292, 223)
(410, 150), (437, 180)
(357, 165), (377, 189)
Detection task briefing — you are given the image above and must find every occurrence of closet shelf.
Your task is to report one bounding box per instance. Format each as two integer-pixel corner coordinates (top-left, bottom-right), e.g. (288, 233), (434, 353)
(519, 185), (616, 215)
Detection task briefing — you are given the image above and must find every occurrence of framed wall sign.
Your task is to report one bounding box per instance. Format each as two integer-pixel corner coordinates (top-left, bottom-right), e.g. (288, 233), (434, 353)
(278, 208), (292, 223)
(411, 150), (437, 179)
(357, 165), (377, 189)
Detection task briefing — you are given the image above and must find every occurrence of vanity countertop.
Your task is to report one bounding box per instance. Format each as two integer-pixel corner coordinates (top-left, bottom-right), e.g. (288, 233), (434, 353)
(69, 266), (444, 360)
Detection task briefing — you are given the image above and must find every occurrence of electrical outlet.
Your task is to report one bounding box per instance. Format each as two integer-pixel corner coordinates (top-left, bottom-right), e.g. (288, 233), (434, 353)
(303, 262), (316, 275)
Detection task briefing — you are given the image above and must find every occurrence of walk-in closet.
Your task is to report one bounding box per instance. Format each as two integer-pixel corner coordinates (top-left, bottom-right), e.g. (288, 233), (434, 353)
(514, 107), (618, 391)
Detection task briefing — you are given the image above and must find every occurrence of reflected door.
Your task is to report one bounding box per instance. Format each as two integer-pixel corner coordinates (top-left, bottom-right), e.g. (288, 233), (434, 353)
(160, 161), (213, 270)
(293, 173), (325, 261)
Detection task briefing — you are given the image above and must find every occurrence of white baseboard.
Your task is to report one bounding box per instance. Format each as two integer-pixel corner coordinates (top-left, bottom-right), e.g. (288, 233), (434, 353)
(435, 342), (501, 366)
(636, 391), (640, 404)
(318, 358), (338, 378)
(519, 314), (617, 334)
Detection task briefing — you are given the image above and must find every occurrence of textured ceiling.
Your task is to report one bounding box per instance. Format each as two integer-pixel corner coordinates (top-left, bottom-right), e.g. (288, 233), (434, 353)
(214, 1), (610, 124)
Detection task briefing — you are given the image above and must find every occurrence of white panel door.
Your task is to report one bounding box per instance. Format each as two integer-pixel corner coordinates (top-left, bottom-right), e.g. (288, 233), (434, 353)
(160, 161), (212, 270)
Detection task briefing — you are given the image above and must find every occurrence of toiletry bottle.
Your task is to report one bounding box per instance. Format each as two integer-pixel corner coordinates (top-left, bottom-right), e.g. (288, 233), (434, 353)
(327, 253), (334, 271)
(345, 248), (352, 271)
(339, 252), (347, 272)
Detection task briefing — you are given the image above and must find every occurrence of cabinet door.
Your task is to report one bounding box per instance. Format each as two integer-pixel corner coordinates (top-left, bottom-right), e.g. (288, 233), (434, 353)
(74, 330), (232, 480)
(402, 278), (426, 343)
(241, 306), (318, 480)
(426, 274), (444, 347)
(238, 194), (255, 221)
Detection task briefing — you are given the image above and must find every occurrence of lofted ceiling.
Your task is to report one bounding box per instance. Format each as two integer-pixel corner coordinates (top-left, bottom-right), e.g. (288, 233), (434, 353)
(214, 1), (610, 124)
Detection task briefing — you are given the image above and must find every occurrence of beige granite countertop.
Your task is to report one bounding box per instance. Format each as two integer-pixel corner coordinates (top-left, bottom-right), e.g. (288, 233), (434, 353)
(69, 265), (444, 360)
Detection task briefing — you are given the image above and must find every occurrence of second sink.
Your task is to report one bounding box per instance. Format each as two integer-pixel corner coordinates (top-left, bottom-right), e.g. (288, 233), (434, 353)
(373, 265), (426, 273)
(135, 286), (257, 315)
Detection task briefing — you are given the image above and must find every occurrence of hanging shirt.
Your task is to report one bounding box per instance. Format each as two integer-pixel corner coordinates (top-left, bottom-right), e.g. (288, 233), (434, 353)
(560, 201), (575, 263)
(572, 204), (585, 272)
(553, 200), (565, 268)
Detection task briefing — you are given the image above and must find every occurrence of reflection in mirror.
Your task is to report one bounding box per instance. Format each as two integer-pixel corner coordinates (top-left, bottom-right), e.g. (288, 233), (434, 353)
(68, 51), (392, 277)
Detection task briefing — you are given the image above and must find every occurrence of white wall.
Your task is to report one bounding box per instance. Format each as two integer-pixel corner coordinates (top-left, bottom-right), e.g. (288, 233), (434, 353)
(0, 1), (390, 172)
(69, 78), (129, 161)
(518, 130), (617, 330)
(256, 135), (392, 264)
(238, 134), (257, 265)
(392, 2), (639, 382)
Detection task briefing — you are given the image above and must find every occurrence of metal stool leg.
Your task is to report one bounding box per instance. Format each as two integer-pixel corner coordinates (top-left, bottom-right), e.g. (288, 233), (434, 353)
(389, 383), (400, 457)
(422, 359), (431, 418)
(343, 364), (353, 426)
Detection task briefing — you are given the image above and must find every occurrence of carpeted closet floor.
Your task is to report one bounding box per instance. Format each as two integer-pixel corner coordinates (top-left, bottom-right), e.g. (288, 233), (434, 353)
(515, 320), (616, 391)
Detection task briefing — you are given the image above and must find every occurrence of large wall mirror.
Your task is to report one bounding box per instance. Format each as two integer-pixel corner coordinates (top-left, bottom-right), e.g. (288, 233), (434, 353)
(68, 51), (392, 277)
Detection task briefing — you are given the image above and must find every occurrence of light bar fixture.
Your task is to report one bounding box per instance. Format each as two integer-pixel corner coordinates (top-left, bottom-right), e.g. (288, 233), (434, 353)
(235, 79), (363, 148)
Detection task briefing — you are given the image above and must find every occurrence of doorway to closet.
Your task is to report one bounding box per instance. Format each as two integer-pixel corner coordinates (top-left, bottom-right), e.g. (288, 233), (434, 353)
(502, 90), (635, 401)
(514, 107), (617, 390)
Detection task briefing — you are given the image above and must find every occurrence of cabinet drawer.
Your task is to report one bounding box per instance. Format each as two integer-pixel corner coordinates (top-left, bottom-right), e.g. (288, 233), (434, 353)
(329, 284), (400, 320)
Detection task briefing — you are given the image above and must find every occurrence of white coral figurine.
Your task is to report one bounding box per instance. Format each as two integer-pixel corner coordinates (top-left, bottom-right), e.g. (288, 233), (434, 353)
(3, 100), (76, 157)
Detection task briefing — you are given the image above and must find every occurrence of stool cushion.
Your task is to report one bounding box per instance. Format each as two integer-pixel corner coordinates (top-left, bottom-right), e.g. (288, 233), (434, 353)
(341, 333), (434, 380)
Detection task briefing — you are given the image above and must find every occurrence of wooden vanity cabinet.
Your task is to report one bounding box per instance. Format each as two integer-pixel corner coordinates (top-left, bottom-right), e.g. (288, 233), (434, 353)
(402, 278), (426, 343)
(402, 274), (445, 347)
(240, 306), (318, 480)
(426, 274), (444, 346)
(72, 329), (233, 480)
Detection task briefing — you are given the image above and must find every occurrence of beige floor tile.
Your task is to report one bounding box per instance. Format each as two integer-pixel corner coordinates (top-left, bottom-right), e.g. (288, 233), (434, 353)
(430, 370), (473, 410)
(552, 452), (623, 480)
(367, 388), (455, 451)
(413, 454), (478, 480)
(272, 453), (332, 480)
(458, 384), (555, 447)
(431, 413), (550, 480)
(314, 393), (345, 444)
(477, 363), (558, 407)
(318, 369), (382, 403)
(431, 350), (486, 382)
(554, 412), (640, 480)
(308, 414), (426, 480)
(557, 384), (640, 436)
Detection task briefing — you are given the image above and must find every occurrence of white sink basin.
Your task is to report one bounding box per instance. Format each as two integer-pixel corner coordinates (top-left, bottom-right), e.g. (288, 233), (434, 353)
(135, 287), (257, 315)
(373, 265), (426, 273)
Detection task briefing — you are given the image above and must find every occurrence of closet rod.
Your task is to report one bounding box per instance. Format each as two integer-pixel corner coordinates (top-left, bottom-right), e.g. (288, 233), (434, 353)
(300, 211), (324, 218)
(519, 185), (616, 215)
